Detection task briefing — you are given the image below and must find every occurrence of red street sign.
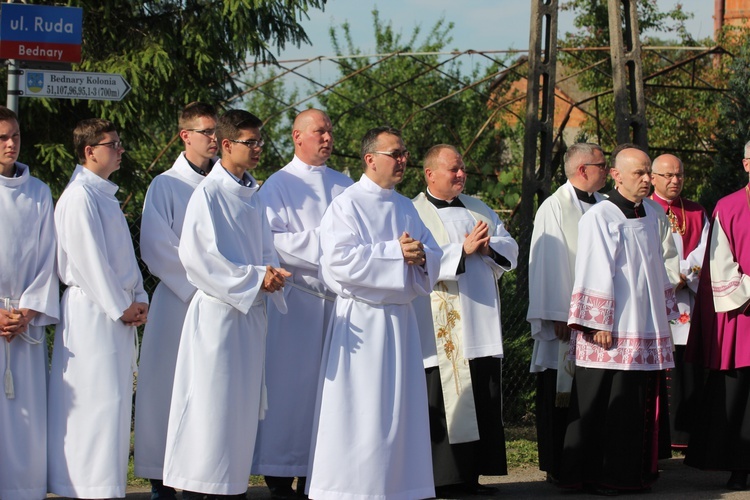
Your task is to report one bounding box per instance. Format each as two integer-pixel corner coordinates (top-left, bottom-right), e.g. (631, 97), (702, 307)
(0, 40), (81, 63)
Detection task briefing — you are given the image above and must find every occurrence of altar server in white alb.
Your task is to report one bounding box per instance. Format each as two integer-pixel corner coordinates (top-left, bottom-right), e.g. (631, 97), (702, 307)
(0, 105), (59, 500)
(527, 142), (608, 482)
(560, 147), (678, 495)
(134, 102), (218, 500)
(163, 110), (290, 499)
(252, 109), (352, 498)
(48, 119), (149, 499)
(412, 144), (518, 497)
(308, 126), (442, 500)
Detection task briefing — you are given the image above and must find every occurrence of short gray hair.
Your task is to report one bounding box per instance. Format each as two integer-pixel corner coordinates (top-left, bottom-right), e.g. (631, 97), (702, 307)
(563, 143), (603, 178)
(744, 140), (750, 160)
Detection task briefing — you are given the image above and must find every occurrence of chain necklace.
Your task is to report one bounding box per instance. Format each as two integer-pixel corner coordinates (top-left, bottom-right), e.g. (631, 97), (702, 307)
(651, 194), (685, 235)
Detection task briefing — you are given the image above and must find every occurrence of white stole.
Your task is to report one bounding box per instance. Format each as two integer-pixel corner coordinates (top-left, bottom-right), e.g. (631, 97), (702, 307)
(413, 192), (497, 443)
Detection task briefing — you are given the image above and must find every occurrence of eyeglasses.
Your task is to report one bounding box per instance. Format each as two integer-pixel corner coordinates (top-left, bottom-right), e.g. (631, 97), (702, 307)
(651, 172), (684, 181)
(228, 138), (264, 149)
(372, 150), (410, 161)
(186, 128), (216, 138)
(91, 141), (123, 150)
(583, 162), (609, 172)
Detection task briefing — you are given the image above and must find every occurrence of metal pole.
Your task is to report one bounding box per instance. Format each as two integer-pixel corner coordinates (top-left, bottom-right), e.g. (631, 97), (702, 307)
(608, 0), (648, 149)
(519, 0), (559, 292)
(6, 59), (20, 112)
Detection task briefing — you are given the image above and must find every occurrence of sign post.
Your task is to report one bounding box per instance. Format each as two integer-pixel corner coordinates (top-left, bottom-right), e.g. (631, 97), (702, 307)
(19, 69), (131, 101)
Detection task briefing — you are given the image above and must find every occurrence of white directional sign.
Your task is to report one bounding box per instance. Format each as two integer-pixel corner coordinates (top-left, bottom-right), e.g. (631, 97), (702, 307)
(19, 69), (131, 101)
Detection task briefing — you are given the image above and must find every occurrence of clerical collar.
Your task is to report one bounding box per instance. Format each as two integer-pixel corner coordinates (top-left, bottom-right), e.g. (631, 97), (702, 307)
(573, 186), (596, 204)
(650, 191), (677, 206)
(186, 157), (215, 177)
(222, 166), (253, 187)
(425, 189), (465, 209)
(606, 188), (646, 219)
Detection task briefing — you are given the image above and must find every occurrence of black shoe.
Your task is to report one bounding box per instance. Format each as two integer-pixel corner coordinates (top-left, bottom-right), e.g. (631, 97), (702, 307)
(462, 482), (499, 496)
(181, 491), (208, 500)
(434, 484), (463, 499)
(265, 476), (297, 499)
(150, 479), (177, 500)
(727, 471), (749, 491)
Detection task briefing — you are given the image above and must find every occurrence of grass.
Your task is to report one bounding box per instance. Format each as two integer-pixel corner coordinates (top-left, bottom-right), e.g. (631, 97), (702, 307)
(506, 426), (539, 469)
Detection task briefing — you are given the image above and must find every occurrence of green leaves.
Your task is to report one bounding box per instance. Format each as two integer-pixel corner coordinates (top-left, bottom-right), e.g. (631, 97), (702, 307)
(15, 0), (327, 197)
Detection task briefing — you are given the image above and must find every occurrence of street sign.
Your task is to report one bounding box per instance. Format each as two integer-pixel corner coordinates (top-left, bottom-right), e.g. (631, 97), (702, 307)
(19, 70), (131, 101)
(0, 4), (83, 63)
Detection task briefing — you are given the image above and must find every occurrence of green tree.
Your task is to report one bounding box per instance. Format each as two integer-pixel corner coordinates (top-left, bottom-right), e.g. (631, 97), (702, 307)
(312, 10), (524, 209)
(558, 0), (721, 202)
(12, 0), (327, 206)
(702, 30), (750, 212)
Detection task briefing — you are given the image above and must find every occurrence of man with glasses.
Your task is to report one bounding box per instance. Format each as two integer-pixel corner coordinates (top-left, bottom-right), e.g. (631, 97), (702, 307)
(559, 147), (678, 495)
(308, 127), (441, 500)
(48, 119), (149, 498)
(134, 102), (218, 500)
(648, 154), (708, 450)
(685, 141), (750, 491)
(251, 109), (352, 499)
(411, 144), (517, 497)
(162, 109), (289, 499)
(527, 142), (607, 485)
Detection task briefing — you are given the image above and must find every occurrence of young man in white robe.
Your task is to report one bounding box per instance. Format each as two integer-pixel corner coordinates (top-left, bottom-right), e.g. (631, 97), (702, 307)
(527, 142), (608, 484)
(0, 105), (59, 500)
(48, 119), (149, 499)
(560, 147), (678, 495)
(134, 102), (218, 500)
(163, 109), (290, 499)
(308, 126), (442, 500)
(252, 109), (352, 499)
(411, 144), (518, 497)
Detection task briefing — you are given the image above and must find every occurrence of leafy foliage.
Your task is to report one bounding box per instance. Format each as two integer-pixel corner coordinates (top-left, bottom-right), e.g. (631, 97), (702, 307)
(11, 0), (326, 205)
(701, 29), (750, 211)
(558, 0), (721, 203)
(310, 11), (525, 208)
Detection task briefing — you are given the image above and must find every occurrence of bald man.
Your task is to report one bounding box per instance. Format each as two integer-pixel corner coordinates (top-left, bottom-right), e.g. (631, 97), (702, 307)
(560, 147), (678, 494)
(252, 109), (353, 499)
(649, 154), (708, 450)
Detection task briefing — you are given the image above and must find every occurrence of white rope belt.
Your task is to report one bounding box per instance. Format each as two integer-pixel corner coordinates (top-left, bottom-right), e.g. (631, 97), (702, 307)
(285, 281), (336, 302)
(3, 298), (43, 399)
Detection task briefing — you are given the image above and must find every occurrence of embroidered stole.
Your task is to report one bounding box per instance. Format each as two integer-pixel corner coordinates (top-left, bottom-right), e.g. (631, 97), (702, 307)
(414, 193), (496, 443)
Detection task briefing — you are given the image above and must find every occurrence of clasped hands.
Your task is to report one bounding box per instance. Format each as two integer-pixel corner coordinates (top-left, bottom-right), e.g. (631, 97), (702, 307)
(121, 302), (149, 327)
(262, 265), (292, 293)
(0, 308), (38, 342)
(400, 232), (426, 266)
(463, 221), (491, 256)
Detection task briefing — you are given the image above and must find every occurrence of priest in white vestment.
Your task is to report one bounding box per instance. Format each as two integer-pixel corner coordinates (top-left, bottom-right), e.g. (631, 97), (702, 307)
(0, 106), (59, 500)
(48, 119), (149, 499)
(411, 144), (517, 497)
(135, 103), (219, 499)
(163, 110), (289, 498)
(560, 147), (678, 495)
(252, 109), (352, 498)
(527, 142), (608, 483)
(308, 127), (441, 500)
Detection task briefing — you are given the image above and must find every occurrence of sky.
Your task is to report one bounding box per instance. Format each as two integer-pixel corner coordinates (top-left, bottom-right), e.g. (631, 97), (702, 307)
(274, 0), (716, 64)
